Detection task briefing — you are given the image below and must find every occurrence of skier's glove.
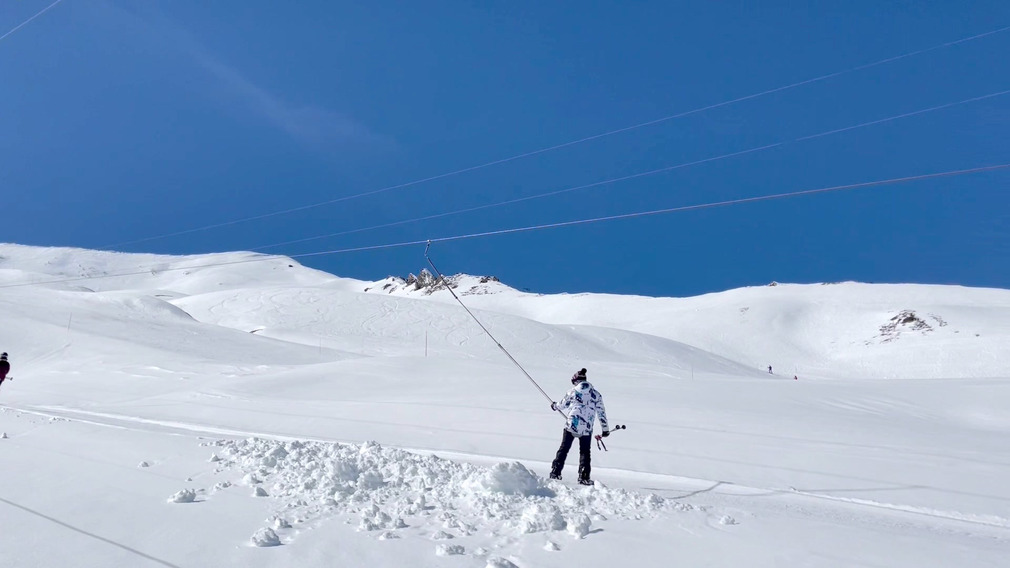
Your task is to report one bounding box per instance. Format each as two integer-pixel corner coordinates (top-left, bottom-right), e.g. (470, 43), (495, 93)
(601, 430), (610, 437)
(551, 402), (558, 411)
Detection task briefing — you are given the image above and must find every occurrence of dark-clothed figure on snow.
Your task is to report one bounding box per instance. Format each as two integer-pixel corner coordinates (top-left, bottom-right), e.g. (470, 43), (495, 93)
(0, 353), (10, 388)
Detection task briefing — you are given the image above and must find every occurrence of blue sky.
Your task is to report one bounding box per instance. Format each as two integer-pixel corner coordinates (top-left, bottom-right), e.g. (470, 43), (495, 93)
(2, 1), (1008, 296)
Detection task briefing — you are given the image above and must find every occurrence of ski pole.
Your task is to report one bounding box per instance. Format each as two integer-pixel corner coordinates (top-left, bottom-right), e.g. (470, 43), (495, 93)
(594, 424), (626, 451)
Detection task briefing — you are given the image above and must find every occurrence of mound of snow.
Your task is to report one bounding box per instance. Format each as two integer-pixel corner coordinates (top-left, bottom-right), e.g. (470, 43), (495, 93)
(435, 543), (465, 555)
(203, 437), (678, 547)
(485, 557), (519, 568)
(470, 461), (554, 497)
(167, 489), (197, 503)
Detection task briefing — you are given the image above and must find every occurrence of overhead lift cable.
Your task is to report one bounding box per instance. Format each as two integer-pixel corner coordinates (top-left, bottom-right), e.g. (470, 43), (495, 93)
(3, 163), (1007, 290)
(101, 24), (1010, 250)
(250, 88), (1010, 252)
(424, 243), (567, 419)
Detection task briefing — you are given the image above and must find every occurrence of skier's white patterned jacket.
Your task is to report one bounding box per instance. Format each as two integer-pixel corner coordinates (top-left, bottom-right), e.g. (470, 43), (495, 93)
(557, 380), (609, 437)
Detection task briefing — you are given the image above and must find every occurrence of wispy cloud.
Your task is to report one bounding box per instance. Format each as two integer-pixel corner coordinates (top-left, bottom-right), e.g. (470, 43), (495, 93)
(187, 48), (386, 149)
(104, 1), (388, 152)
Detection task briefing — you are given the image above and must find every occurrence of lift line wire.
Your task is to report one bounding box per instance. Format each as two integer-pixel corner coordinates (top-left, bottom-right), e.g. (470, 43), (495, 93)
(424, 243), (566, 416)
(0, 0), (65, 43)
(3, 163), (1007, 291)
(250, 88), (1010, 252)
(101, 24), (1010, 250)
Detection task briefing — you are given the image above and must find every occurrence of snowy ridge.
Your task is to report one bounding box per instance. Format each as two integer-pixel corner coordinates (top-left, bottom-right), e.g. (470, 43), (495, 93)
(458, 281), (1010, 379)
(0, 242), (357, 294)
(365, 269), (514, 297)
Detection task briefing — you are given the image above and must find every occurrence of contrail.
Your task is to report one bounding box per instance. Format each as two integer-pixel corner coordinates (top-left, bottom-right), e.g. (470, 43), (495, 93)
(0, 0), (65, 43)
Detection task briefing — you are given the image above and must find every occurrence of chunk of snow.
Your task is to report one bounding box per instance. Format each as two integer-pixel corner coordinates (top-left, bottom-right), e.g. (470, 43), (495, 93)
(567, 513), (592, 538)
(517, 503), (566, 533)
(435, 544), (465, 556)
(250, 528), (281, 547)
(167, 489), (197, 503)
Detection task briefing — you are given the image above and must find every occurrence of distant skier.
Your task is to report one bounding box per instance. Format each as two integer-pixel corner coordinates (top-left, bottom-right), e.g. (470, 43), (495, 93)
(768, 365), (773, 374)
(0, 353), (10, 388)
(549, 368), (609, 486)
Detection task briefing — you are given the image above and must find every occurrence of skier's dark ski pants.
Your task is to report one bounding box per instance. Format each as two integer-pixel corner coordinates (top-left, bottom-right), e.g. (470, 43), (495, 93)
(551, 429), (591, 481)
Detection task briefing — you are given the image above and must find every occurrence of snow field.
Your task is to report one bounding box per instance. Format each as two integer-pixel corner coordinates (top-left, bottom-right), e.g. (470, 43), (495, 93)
(3, 244), (1010, 567)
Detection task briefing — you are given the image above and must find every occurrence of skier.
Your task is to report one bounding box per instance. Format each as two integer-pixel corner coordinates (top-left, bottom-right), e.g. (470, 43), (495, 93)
(549, 368), (609, 486)
(0, 353), (10, 388)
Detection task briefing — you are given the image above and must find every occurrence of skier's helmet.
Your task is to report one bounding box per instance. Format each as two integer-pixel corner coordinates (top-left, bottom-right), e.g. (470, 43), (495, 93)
(0, 352), (6, 361)
(571, 368), (587, 385)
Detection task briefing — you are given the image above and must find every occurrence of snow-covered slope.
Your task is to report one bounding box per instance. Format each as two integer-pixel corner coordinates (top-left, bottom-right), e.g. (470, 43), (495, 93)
(0, 242), (360, 294)
(374, 270), (1010, 379)
(1, 244), (1008, 567)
